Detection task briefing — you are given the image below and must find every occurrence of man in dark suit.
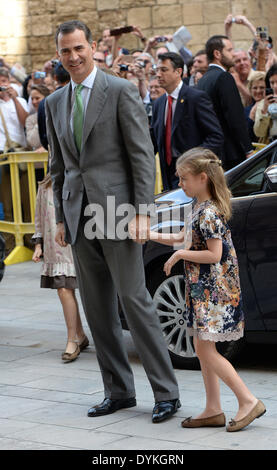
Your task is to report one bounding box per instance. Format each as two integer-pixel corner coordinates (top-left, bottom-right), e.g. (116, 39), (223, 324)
(197, 35), (253, 170)
(151, 52), (224, 190)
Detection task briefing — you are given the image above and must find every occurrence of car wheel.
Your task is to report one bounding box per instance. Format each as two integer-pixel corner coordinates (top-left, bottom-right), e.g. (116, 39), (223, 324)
(146, 260), (245, 370)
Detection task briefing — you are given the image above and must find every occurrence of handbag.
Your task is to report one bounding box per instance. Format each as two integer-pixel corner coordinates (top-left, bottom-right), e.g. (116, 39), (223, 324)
(0, 106), (28, 170)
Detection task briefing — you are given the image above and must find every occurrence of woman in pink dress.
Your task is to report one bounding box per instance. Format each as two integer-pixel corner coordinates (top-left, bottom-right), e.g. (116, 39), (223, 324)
(32, 173), (89, 362)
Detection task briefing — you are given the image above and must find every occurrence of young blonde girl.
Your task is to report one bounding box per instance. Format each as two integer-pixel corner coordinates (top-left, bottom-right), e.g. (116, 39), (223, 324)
(32, 173), (88, 363)
(150, 147), (266, 432)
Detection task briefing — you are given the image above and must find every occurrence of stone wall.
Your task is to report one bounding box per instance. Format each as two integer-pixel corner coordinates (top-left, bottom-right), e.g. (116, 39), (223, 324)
(1, 0), (277, 71)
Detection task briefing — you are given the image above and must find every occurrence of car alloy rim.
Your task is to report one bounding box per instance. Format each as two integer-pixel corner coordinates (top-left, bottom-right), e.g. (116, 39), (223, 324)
(153, 275), (196, 359)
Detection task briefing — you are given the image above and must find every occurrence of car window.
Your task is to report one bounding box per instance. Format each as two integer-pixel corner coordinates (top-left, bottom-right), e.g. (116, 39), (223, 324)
(230, 153), (273, 197)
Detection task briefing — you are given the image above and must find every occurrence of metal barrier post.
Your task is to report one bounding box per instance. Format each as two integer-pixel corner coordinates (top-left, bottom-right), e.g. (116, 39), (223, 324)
(0, 151), (48, 265)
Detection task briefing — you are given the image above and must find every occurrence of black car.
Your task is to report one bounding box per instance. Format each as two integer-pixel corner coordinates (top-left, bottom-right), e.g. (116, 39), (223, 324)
(121, 141), (277, 369)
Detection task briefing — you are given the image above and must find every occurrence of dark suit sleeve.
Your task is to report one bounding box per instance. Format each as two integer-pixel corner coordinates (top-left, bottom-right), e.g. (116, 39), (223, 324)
(194, 90), (224, 153)
(217, 73), (253, 154)
(150, 102), (158, 155)
(45, 97), (65, 224)
(37, 99), (48, 150)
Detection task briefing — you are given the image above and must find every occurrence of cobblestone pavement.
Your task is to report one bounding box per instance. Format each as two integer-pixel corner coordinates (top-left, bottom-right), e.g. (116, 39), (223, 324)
(0, 261), (276, 450)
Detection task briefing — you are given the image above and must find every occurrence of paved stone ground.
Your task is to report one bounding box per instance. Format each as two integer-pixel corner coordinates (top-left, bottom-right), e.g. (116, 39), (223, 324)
(0, 261), (277, 451)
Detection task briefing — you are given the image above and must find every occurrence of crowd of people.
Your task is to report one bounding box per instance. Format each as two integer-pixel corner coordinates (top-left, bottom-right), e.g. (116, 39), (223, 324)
(0, 14), (276, 196)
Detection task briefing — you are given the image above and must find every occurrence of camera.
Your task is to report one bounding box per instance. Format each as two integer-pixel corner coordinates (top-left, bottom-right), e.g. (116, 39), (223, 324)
(34, 71), (46, 79)
(256, 26), (269, 40)
(0, 86), (7, 92)
(51, 59), (59, 68)
(156, 36), (167, 43)
(119, 64), (129, 72)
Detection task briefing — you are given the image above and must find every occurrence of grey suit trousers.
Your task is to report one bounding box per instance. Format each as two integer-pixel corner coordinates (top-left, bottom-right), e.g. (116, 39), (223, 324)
(71, 216), (179, 402)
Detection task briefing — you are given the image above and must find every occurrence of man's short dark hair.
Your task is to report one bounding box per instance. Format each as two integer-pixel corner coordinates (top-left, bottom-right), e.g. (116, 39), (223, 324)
(54, 62), (70, 84)
(194, 49), (206, 58)
(157, 52), (184, 71)
(205, 35), (228, 63)
(55, 20), (93, 47)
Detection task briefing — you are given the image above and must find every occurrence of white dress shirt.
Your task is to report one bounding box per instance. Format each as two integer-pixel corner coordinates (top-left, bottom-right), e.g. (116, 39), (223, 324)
(0, 97), (28, 151)
(70, 66), (98, 132)
(164, 80), (184, 126)
(209, 63), (226, 72)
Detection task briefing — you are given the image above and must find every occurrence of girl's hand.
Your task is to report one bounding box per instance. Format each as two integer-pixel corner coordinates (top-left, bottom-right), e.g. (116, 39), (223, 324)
(32, 245), (42, 262)
(163, 250), (184, 276)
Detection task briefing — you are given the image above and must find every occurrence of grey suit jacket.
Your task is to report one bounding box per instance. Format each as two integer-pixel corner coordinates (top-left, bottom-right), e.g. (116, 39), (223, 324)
(45, 68), (156, 244)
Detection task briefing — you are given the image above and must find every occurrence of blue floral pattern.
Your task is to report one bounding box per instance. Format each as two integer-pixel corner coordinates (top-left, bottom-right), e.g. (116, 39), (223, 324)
(185, 200), (244, 342)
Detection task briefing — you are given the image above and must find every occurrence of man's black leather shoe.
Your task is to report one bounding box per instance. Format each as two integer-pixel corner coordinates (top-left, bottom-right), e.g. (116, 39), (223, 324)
(87, 397), (137, 417)
(152, 399), (181, 423)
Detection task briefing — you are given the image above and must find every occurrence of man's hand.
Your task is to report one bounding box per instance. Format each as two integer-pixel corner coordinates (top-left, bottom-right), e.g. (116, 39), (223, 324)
(6, 86), (18, 100)
(55, 222), (67, 247)
(128, 214), (150, 244)
(131, 25), (145, 41)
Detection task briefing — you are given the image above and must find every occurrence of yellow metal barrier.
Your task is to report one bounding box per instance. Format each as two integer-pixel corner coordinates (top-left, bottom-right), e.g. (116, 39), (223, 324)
(0, 151), (48, 265)
(252, 142), (266, 152)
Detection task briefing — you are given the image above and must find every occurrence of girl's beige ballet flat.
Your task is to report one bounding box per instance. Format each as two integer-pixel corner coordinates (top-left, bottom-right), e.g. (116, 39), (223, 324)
(181, 412), (226, 428)
(226, 400), (266, 432)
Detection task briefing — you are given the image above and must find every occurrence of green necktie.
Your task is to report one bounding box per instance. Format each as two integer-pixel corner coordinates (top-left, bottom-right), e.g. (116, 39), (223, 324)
(73, 84), (84, 153)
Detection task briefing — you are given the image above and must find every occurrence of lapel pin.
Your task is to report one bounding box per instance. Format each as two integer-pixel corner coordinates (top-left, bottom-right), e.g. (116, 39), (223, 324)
(180, 98), (184, 103)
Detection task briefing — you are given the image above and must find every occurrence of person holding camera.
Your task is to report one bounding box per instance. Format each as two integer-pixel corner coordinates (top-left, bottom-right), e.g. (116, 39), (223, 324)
(244, 71), (266, 142)
(253, 64), (277, 143)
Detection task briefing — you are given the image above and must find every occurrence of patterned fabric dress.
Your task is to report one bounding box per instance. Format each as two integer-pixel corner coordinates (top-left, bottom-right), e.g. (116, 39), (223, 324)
(32, 180), (77, 289)
(185, 200), (244, 342)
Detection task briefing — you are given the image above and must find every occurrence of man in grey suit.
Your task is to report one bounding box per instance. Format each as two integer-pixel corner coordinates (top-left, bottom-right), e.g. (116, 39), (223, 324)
(46, 20), (180, 423)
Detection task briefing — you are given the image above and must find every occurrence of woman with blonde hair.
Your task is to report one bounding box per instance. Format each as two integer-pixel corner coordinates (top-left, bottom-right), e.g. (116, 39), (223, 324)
(244, 71), (266, 142)
(149, 147), (266, 432)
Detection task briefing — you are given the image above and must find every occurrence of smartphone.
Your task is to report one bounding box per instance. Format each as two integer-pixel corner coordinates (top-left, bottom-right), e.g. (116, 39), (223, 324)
(266, 88), (274, 96)
(34, 71), (46, 79)
(110, 26), (134, 36)
(156, 36), (167, 43)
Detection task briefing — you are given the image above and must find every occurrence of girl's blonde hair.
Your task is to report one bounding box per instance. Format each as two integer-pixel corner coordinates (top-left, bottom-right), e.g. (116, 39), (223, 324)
(176, 148), (232, 221)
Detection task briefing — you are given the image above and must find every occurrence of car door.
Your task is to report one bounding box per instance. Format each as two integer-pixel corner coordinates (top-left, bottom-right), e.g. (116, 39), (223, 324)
(246, 191), (277, 330)
(230, 146), (277, 330)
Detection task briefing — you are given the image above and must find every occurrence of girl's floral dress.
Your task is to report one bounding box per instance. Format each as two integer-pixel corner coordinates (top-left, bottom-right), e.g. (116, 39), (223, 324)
(185, 200), (244, 342)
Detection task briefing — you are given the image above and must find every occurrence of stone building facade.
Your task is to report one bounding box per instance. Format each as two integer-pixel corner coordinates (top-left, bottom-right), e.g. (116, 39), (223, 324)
(1, 0), (276, 71)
